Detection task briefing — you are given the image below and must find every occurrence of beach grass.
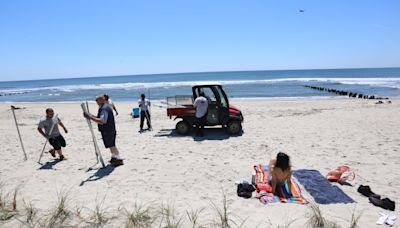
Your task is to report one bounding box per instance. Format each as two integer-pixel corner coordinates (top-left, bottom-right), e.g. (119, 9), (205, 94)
(348, 207), (362, 228)
(159, 202), (183, 228)
(210, 192), (247, 228)
(121, 202), (155, 228)
(0, 184), (19, 221)
(277, 216), (298, 228)
(0, 181), (368, 228)
(306, 201), (339, 228)
(45, 190), (72, 228)
(22, 200), (38, 226)
(87, 196), (111, 227)
(186, 207), (205, 228)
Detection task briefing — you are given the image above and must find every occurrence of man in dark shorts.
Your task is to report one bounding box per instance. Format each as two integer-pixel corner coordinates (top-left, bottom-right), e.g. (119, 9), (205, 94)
(37, 108), (68, 160)
(84, 95), (124, 166)
(138, 93), (151, 132)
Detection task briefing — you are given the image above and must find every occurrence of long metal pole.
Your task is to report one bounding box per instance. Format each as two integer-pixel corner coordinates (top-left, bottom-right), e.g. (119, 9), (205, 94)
(147, 89), (153, 130)
(82, 102), (105, 168)
(38, 114), (59, 164)
(11, 106), (27, 161)
(86, 101), (104, 166)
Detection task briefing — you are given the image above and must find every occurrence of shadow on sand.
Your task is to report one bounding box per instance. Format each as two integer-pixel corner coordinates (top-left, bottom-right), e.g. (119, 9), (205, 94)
(154, 128), (243, 141)
(38, 159), (62, 170)
(79, 164), (115, 186)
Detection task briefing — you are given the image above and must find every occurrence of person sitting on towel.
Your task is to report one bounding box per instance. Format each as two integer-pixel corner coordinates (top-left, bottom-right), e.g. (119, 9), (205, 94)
(269, 152), (292, 194)
(37, 108), (68, 160)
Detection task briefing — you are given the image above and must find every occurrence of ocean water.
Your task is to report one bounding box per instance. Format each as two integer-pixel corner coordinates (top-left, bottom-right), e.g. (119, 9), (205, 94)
(1, 68), (400, 102)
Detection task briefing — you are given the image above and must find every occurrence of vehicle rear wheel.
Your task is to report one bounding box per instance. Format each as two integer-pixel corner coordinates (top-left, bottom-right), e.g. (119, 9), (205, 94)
(176, 120), (191, 135)
(226, 121), (242, 134)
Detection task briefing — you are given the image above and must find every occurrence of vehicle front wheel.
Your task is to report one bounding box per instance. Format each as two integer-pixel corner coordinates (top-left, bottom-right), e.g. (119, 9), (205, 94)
(176, 120), (191, 135)
(226, 121), (242, 134)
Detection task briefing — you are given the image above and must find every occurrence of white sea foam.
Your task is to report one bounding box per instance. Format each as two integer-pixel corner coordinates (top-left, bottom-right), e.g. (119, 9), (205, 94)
(1, 77), (400, 93)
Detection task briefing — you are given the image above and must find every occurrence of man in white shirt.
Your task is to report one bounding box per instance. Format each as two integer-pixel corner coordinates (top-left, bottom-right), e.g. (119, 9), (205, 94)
(104, 94), (118, 116)
(138, 94), (152, 131)
(193, 92), (208, 136)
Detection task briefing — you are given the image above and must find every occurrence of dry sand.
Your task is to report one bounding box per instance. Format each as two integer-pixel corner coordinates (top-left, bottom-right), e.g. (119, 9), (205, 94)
(0, 99), (399, 227)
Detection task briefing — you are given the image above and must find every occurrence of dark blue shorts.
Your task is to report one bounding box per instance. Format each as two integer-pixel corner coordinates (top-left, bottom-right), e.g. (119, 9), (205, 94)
(49, 135), (66, 150)
(101, 131), (116, 148)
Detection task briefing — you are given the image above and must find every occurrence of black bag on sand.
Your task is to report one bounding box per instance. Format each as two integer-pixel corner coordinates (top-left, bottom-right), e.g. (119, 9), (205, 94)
(237, 183), (256, 199)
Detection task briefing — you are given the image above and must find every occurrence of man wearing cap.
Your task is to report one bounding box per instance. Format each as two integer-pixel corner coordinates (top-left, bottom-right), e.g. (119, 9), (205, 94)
(84, 95), (124, 166)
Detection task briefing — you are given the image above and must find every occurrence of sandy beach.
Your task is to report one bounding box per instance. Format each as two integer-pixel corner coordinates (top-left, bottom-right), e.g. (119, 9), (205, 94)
(0, 98), (399, 227)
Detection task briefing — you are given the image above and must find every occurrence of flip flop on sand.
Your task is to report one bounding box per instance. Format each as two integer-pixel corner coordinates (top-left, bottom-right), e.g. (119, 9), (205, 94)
(377, 212), (389, 225)
(386, 215), (397, 226)
(377, 212), (397, 226)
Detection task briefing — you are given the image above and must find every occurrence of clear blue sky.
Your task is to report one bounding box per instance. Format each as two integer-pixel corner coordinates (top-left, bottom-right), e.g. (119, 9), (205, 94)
(0, 0), (399, 81)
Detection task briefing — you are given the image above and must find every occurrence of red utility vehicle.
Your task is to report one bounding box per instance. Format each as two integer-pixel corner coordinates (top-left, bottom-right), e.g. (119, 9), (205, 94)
(167, 83), (243, 135)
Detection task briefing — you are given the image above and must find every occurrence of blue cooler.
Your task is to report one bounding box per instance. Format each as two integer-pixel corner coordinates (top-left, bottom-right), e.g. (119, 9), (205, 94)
(132, 108), (140, 118)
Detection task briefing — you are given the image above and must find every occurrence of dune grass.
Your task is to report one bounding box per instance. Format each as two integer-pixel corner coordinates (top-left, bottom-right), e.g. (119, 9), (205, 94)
(0, 184), (19, 221)
(23, 200), (38, 226)
(159, 202), (183, 228)
(348, 207), (362, 228)
(305, 201), (339, 228)
(210, 192), (247, 228)
(0, 180), (366, 228)
(45, 190), (72, 228)
(277, 217), (298, 228)
(121, 202), (155, 228)
(87, 196), (111, 227)
(186, 207), (205, 228)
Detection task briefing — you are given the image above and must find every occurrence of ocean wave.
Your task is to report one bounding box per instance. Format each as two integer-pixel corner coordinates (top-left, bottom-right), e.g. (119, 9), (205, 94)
(1, 77), (400, 93)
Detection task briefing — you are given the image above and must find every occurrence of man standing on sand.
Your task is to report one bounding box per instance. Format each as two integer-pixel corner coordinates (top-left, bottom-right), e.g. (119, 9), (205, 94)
(37, 108), (68, 160)
(104, 94), (118, 116)
(138, 93), (152, 132)
(193, 91), (208, 137)
(84, 95), (124, 166)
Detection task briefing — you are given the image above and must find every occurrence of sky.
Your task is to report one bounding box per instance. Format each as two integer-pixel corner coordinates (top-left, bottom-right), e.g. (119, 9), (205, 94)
(0, 0), (399, 81)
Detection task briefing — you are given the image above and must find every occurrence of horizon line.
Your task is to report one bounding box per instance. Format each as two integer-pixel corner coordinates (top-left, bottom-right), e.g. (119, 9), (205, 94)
(1, 66), (400, 83)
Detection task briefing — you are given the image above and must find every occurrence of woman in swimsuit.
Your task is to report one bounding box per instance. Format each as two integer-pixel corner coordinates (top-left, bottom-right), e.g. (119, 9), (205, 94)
(269, 152), (292, 194)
